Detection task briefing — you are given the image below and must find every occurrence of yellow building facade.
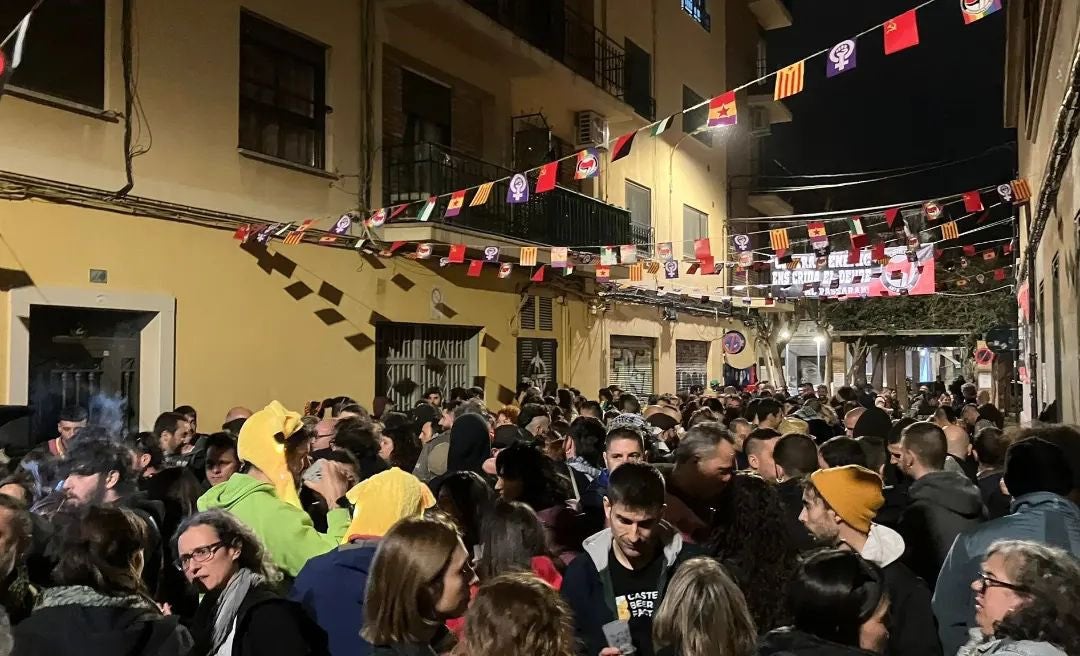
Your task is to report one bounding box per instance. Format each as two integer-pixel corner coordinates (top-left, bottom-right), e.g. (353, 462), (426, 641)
(0, 0), (783, 434)
(1005, 0), (1080, 422)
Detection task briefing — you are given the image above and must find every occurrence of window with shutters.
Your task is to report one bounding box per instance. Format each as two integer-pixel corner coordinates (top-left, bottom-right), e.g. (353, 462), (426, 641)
(519, 296), (553, 332)
(610, 336), (655, 397)
(375, 323), (479, 407)
(675, 340), (709, 393)
(518, 338), (558, 392)
(683, 205), (708, 244)
(0, 0), (106, 109)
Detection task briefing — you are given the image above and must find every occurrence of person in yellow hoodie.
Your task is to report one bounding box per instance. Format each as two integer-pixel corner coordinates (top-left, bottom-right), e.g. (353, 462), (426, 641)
(289, 468), (436, 656)
(197, 401), (353, 578)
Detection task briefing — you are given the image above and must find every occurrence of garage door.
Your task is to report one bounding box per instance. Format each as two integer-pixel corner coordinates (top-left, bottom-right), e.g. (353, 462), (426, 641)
(610, 336), (655, 398)
(676, 340), (709, 393)
(375, 323), (479, 407)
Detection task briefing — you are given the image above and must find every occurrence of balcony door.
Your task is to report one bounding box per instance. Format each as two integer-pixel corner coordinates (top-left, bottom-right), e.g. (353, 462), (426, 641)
(400, 70), (452, 200)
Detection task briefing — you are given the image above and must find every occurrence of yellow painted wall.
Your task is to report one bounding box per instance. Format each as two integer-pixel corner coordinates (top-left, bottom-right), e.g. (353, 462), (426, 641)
(0, 201), (571, 422)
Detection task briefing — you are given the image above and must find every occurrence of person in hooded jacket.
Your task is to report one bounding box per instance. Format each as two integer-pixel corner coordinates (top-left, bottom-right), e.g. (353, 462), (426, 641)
(446, 412), (492, 477)
(177, 509), (327, 656)
(13, 505), (192, 656)
(933, 437), (1080, 656)
(799, 465), (941, 656)
(757, 549), (889, 656)
(289, 468), (437, 656)
(197, 401), (354, 578)
(895, 422), (986, 588)
(771, 433), (820, 552)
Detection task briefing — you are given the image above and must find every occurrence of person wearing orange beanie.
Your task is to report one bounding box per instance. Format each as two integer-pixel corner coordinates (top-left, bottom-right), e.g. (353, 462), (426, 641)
(800, 465), (942, 656)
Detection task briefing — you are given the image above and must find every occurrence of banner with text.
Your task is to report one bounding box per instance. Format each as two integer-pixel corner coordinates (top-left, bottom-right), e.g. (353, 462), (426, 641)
(770, 246), (936, 298)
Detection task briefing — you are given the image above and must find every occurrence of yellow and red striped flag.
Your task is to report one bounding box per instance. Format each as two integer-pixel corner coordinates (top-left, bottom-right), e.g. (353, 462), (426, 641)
(941, 221), (959, 240)
(774, 60), (805, 100)
(628, 264), (643, 281)
(1011, 178), (1031, 203)
(770, 228), (790, 253)
(519, 247), (538, 266)
(283, 219), (314, 245)
(470, 182), (494, 207)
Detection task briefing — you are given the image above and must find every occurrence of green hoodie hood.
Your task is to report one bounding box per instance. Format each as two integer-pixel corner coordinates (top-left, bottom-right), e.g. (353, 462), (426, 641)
(197, 473), (274, 512)
(197, 473), (351, 578)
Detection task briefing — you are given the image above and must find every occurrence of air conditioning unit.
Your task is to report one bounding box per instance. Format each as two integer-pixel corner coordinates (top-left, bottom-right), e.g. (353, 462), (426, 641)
(575, 110), (609, 147)
(750, 106), (771, 136)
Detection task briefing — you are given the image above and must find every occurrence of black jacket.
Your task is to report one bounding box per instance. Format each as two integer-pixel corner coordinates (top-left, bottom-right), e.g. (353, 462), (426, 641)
(757, 628), (878, 656)
(192, 582), (328, 656)
(561, 523), (700, 656)
(118, 492), (167, 599)
(859, 523), (942, 656)
(13, 603), (192, 656)
(977, 470), (1012, 520)
(776, 478), (817, 551)
(897, 471), (985, 588)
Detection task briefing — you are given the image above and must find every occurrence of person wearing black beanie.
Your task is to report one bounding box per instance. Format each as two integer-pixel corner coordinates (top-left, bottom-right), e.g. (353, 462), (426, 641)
(933, 435), (1080, 655)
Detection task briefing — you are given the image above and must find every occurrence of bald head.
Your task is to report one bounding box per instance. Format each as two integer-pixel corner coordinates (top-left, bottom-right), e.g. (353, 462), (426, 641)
(843, 407), (866, 434)
(224, 406), (253, 423)
(944, 424), (971, 459)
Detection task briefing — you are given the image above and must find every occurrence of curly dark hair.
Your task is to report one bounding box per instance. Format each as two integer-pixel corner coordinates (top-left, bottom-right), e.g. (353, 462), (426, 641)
(706, 473), (798, 632)
(987, 540), (1080, 654)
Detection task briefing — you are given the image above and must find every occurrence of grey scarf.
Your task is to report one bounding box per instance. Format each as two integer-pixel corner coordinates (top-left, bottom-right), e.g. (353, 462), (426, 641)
(38, 585), (159, 620)
(211, 568), (263, 655)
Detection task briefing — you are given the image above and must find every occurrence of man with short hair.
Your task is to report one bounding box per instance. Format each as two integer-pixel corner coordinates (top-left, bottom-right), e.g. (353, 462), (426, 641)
(655, 422), (736, 542)
(579, 400), (604, 420)
(972, 426), (1013, 519)
(933, 436), (1080, 655)
(933, 406), (975, 478)
(410, 403), (448, 483)
(798, 382), (816, 399)
(47, 406), (88, 457)
(896, 421), (985, 588)
(843, 406), (866, 436)
(563, 462), (698, 656)
(153, 411), (194, 468)
(581, 428), (647, 533)
(727, 417), (752, 469)
(772, 433), (819, 550)
(517, 402), (551, 437)
(744, 428), (782, 482)
(819, 436), (868, 469)
(747, 397), (783, 430)
(800, 465), (942, 656)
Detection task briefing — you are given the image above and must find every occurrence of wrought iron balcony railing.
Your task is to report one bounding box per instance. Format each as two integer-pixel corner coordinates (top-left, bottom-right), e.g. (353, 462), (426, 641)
(383, 141), (638, 249)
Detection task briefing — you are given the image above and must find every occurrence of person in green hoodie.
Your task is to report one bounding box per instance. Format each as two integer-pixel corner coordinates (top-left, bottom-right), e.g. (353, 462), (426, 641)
(198, 401), (353, 578)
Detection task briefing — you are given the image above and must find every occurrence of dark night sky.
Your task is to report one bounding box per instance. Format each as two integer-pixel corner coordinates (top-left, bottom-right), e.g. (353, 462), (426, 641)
(761, 0), (1016, 213)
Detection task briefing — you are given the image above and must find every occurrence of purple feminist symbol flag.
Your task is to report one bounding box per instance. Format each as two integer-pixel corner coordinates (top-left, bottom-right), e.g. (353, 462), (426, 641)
(826, 40), (856, 78)
(506, 173), (529, 204)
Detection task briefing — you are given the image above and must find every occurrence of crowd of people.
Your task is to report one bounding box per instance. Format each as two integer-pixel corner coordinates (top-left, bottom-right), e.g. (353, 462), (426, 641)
(0, 379), (1076, 656)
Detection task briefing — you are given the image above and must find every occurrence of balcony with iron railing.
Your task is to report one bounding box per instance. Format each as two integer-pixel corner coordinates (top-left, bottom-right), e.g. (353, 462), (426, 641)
(461, 0), (654, 119)
(383, 141), (640, 249)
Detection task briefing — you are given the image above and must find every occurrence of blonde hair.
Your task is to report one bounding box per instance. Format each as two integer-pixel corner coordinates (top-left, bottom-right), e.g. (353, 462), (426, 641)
(457, 572), (575, 656)
(361, 516), (463, 645)
(652, 558), (757, 656)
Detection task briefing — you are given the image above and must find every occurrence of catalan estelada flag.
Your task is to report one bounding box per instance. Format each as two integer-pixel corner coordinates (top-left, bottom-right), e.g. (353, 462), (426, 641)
(470, 182), (494, 206)
(774, 61), (805, 100)
(707, 91), (737, 127)
(444, 190), (466, 218)
(941, 221), (960, 240)
(769, 228), (789, 253)
(283, 219), (314, 245)
(1011, 178), (1031, 203)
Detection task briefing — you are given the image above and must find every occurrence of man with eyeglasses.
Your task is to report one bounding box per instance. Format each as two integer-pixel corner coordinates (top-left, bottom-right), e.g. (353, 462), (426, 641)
(933, 435), (1080, 655)
(799, 464), (941, 656)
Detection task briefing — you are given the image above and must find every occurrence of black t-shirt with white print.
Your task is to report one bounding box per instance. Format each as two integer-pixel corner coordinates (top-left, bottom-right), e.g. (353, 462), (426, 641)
(608, 547), (664, 656)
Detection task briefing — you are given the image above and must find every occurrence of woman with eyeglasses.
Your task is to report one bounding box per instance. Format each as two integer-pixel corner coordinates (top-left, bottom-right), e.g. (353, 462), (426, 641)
(175, 509), (328, 656)
(959, 540), (1080, 656)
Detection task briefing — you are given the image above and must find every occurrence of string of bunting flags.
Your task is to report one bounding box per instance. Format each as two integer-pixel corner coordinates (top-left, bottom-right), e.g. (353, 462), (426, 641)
(231, 0), (1005, 249)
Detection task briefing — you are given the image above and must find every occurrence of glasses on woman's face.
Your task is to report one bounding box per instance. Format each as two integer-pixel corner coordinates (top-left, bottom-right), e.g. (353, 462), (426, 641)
(976, 573), (1027, 596)
(175, 541), (225, 571)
